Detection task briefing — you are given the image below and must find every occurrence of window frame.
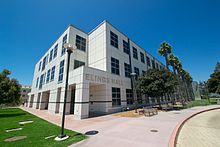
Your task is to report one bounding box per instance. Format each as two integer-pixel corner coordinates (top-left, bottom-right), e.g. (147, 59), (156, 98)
(110, 31), (118, 48)
(61, 34), (67, 56)
(133, 47), (138, 60)
(140, 52), (145, 63)
(126, 89), (133, 105)
(58, 60), (65, 82)
(74, 60), (85, 69)
(112, 87), (121, 106)
(124, 63), (131, 78)
(50, 66), (55, 81)
(123, 40), (130, 54)
(53, 44), (58, 58)
(46, 69), (51, 83)
(111, 57), (120, 75)
(75, 35), (86, 52)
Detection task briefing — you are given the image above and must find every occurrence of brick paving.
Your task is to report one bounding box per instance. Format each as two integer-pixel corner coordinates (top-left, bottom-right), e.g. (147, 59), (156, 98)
(176, 109), (220, 147)
(21, 105), (220, 147)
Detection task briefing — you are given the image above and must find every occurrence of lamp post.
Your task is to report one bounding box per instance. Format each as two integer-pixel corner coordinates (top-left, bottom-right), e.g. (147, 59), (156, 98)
(131, 72), (137, 113)
(55, 43), (76, 141)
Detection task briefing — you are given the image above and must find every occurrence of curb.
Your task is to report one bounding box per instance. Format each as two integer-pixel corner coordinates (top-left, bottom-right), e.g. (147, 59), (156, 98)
(168, 107), (220, 147)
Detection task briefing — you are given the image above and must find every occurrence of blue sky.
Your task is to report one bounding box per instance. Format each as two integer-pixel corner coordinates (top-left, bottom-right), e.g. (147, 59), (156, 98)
(0, 0), (219, 85)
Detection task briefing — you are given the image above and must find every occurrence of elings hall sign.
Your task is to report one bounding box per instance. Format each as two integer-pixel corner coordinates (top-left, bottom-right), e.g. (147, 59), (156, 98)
(85, 74), (123, 86)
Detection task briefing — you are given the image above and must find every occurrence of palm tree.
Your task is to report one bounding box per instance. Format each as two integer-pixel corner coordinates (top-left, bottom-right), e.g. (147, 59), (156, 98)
(183, 71), (194, 100)
(158, 42), (172, 69)
(167, 54), (181, 75)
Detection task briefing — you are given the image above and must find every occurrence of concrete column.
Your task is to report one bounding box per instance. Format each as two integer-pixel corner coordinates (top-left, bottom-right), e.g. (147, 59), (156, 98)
(121, 88), (127, 107)
(28, 94), (34, 108)
(65, 86), (72, 114)
(33, 93), (41, 109)
(74, 82), (89, 119)
(48, 89), (57, 113)
(58, 87), (69, 114)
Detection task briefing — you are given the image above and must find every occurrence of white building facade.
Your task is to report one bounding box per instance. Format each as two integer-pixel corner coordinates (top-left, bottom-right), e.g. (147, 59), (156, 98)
(27, 21), (165, 119)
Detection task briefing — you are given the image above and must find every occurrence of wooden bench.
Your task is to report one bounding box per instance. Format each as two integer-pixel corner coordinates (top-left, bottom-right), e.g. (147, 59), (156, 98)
(161, 104), (173, 111)
(143, 107), (158, 116)
(173, 102), (184, 110)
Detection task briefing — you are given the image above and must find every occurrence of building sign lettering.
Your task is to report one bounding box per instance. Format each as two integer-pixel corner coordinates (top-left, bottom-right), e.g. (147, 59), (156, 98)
(85, 74), (123, 86)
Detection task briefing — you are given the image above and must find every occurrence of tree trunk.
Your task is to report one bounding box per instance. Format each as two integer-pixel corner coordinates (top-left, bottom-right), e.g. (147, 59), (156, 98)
(165, 55), (169, 69)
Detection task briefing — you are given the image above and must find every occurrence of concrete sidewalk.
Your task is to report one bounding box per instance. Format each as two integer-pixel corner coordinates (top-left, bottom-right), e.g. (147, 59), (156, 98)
(21, 105), (219, 147)
(176, 109), (220, 147)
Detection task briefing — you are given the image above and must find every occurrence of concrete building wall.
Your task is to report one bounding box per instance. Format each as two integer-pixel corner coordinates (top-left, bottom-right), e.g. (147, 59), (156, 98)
(88, 22), (107, 71)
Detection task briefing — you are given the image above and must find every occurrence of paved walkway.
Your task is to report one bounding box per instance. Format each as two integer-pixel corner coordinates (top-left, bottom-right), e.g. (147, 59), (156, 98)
(176, 109), (220, 147)
(21, 105), (220, 147)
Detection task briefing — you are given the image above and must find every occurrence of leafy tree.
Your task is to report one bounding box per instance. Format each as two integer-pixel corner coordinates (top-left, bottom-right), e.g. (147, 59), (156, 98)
(199, 81), (209, 98)
(136, 69), (177, 107)
(207, 62), (220, 94)
(158, 42), (172, 69)
(0, 69), (21, 105)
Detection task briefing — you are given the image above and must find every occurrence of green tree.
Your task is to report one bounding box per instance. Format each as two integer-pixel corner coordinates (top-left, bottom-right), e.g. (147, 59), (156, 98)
(167, 53), (179, 75)
(158, 42), (172, 69)
(0, 69), (21, 105)
(136, 68), (177, 107)
(207, 62), (220, 94)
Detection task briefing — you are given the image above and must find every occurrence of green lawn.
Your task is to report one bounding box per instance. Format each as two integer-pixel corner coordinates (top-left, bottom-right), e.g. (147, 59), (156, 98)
(185, 99), (217, 108)
(0, 108), (86, 147)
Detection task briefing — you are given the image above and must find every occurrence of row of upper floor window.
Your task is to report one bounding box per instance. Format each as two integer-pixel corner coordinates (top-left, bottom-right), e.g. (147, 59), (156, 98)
(35, 59), (85, 90)
(110, 31), (164, 68)
(111, 57), (164, 78)
(37, 34), (86, 73)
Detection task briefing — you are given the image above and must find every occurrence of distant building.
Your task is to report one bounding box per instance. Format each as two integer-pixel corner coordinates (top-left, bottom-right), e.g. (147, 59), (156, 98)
(192, 81), (201, 100)
(21, 85), (31, 105)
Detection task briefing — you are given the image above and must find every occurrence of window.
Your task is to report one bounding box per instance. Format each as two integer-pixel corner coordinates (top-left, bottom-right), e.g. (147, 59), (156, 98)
(76, 35), (86, 51)
(43, 72), (46, 84)
(110, 31), (118, 48)
(126, 89), (133, 105)
(142, 70), (145, 75)
(58, 60), (65, 82)
(140, 52), (145, 63)
(146, 56), (151, 66)
(74, 60), (85, 69)
(123, 40), (130, 54)
(38, 62), (42, 71)
(53, 44), (58, 58)
(152, 60), (155, 69)
(46, 69), (51, 83)
(112, 87), (121, 106)
(111, 57), (120, 75)
(42, 56), (46, 71)
(156, 63), (159, 69)
(134, 67), (139, 76)
(50, 66), (55, 81)
(49, 49), (53, 62)
(46, 54), (49, 65)
(124, 63), (131, 78)
(133, 47), (138, 60)
(36, 77), (39, 88)
(61, 34), (67, 56)
(39, 74), (44, 89)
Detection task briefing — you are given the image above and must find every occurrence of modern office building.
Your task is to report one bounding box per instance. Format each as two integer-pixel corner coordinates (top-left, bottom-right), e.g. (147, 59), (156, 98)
(26, 20), (165, 119)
